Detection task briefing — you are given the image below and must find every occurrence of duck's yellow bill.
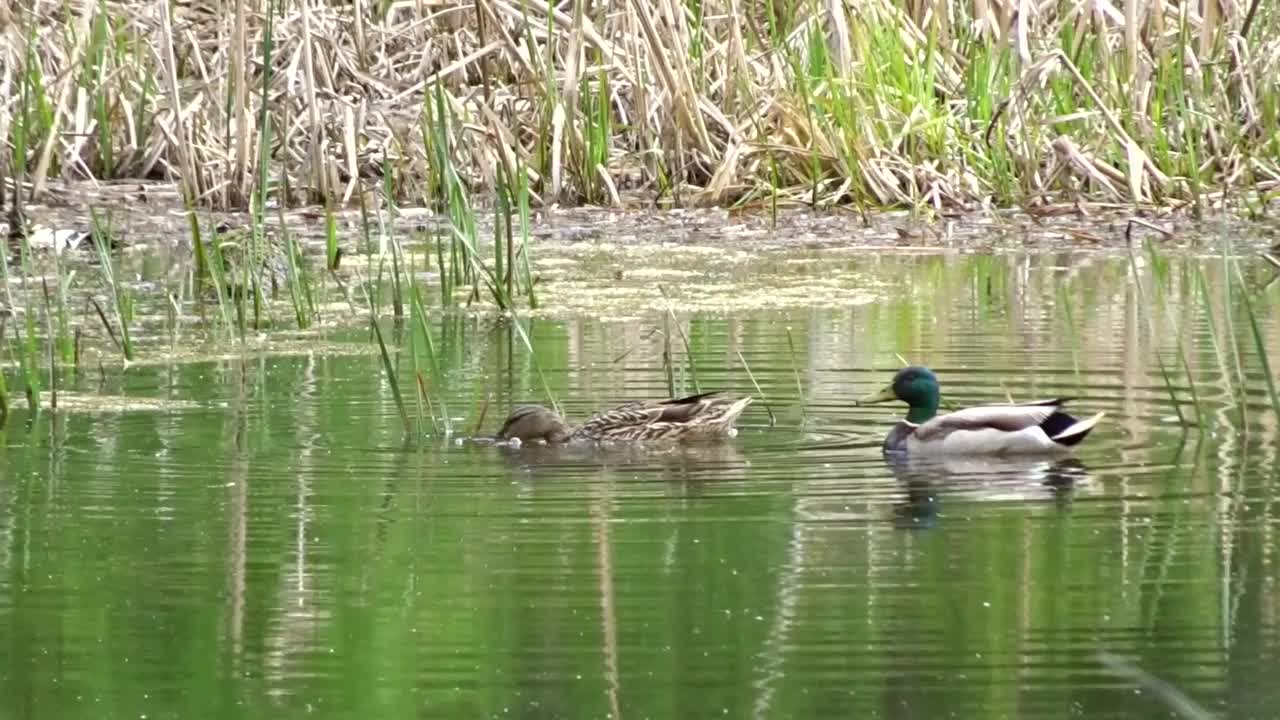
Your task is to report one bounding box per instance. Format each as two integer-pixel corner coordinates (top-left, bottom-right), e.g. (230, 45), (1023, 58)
(857, 385), (896, 405)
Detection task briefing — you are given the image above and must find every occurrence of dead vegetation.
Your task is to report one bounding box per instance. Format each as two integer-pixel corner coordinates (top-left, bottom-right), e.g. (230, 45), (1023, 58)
(1, 0), (1278, 212)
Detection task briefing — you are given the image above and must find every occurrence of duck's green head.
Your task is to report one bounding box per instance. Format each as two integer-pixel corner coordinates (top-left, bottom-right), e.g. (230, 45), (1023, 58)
(859, 366), (940, 423)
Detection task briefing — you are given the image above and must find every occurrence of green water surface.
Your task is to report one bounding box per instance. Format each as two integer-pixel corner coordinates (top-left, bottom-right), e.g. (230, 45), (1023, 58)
(2, 243), (1279, 719)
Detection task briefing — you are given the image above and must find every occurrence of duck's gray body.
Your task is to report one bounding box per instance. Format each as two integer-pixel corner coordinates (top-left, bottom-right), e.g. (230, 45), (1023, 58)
(881, 400), (1104, 456)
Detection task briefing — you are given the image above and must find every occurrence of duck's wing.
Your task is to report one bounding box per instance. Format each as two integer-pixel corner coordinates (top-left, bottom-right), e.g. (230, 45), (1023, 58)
(649, 392), (726, 421)
(574, 404), (661, 437)
(575, 392), (731, 438)
(912, 402), (1065, 443)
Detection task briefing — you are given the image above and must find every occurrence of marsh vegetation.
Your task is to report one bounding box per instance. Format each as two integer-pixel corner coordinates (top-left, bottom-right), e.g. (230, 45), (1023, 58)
(1, 0), (1278, 212)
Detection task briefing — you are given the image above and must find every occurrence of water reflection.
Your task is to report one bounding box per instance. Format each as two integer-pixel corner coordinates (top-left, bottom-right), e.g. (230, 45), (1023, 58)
(4, 245), (1280, 718)
(886, 454), (1094, 528)
(494, 437), (750, 483)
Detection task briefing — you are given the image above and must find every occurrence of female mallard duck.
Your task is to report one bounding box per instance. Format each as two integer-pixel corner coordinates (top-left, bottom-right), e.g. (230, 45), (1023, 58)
(858, 366), (1104, 455)
(497, 392), (753, 444)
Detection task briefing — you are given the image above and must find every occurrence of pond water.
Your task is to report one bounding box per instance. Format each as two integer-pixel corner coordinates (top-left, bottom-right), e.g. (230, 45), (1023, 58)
(2, 212), (1279, 719)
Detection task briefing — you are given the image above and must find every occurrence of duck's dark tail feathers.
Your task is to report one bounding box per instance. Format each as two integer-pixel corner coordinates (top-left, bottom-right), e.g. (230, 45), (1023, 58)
(660, 391), (723, 405)
(1042, 411), (1106, 447)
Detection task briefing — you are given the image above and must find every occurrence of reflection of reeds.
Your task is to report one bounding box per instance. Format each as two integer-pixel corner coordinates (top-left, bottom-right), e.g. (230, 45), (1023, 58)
(366, 286), (411, 435)
(1127, 245), (1196, 426)
(354, 247), (415, 435)
(0, 347), (8, 424)
(509, 317), (560, 416)
(1098, 652), (1214, 720)
(1194, 267), (1246, 429)
(592, 496), (622, 720)
(1234, 261), (1280, 419)
(1056, 279), (1081, 383)
(1151, 249), (1206, 428)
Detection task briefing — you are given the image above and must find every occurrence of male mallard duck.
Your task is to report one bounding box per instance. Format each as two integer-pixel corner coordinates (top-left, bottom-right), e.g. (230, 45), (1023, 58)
(858, 366), (1104, 455)
(498, 392), (753, 444)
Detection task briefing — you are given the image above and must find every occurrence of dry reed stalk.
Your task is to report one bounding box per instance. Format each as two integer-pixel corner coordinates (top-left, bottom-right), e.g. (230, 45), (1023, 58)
(157, 0), (202, 204)
(30, 0), (94, 196)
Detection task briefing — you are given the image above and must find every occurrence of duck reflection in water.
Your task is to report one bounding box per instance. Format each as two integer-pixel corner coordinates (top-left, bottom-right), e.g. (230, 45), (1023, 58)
(888, 453), (1093, 529)
(493, 433), (749, 484)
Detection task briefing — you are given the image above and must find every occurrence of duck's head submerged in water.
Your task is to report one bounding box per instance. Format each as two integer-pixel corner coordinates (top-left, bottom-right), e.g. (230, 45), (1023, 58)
(497, 405), (573, 444)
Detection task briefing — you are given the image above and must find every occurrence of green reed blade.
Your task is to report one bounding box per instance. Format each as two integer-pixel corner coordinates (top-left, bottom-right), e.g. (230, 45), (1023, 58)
(736, 350), (775, 426)
(785, 327), (806, 420)
(389, 234), (404, 320)
(447, 223), (509, 310)
(409, 284), (451, 435)
(415, 371), (439, 435)
(514, 156), (538, 308)
(495, 175), (507, 294)
(280, 225), (310, 330)
(40, 278), (57, 409)
(186, 202), (208, 289)
(324, 202), (340, 271)
(206, 240), (236, 336)
(0, 349), (9, 426)
(1160, 292), (1205, 428)
(370, 314), (411, 435)
(89, 208), (133, 361)
(405, 289), (433, 435)
(434, 228), (450, 307)
(661, 311), (675, 397)
(11, 319), (39, 414)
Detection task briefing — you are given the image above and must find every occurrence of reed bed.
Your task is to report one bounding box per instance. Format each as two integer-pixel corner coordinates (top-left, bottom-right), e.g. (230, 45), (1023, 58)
(2, 0), (1277, 212)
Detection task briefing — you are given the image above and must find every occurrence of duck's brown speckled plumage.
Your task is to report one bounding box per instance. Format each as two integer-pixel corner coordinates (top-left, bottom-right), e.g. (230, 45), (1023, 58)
(498, 392), (753, 443)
